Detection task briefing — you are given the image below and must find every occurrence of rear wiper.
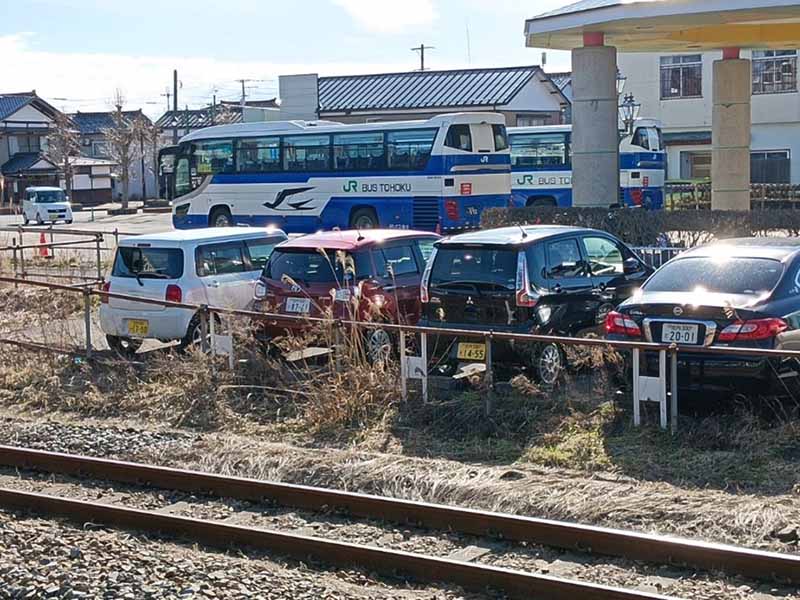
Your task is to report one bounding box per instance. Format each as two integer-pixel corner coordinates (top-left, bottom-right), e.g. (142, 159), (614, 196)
(133, 272), (171, 282)
(431, 280), (481, 294)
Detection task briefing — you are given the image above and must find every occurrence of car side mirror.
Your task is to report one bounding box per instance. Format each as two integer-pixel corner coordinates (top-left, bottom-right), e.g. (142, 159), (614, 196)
(623, 257), (640, 275)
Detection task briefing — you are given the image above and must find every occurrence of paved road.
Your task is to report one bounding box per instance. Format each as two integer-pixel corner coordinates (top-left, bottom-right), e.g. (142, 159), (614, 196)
(0, 209), (173, 242)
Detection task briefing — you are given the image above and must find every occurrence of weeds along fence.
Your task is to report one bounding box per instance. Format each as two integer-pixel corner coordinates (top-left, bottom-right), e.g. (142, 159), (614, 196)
(666, 183), (800, 210)
(0, 226), (137, 284)
(4, 274), (800, 433)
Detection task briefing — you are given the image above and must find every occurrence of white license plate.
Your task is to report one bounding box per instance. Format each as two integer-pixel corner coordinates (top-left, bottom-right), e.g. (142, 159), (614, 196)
(285, 297), (310, 314)
(661, 323), (699, 344)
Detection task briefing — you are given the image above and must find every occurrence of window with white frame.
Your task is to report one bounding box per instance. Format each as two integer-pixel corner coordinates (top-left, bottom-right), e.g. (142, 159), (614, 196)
(752, 50), (797, 94)
(751, 150), (791, 183)
(660, 55), (702, 99)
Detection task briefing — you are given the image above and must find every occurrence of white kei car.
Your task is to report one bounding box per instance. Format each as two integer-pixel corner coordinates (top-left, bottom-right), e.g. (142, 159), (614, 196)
(100, 227), (287, 354)
(23, 186), (73, 225)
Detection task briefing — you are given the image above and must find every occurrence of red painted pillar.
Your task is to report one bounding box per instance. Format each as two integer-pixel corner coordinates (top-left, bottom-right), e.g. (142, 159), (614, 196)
(722, 47), (740, 60)
(583, 32), (604, 47)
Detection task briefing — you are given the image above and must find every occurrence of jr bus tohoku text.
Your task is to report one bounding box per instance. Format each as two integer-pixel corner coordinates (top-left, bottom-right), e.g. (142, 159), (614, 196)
(160, 113), (512, 233)
(508, 119), (666, 209)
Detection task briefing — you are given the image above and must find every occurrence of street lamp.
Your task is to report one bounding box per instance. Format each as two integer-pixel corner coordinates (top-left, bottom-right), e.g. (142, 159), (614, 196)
(619, 93), (641, 135)
(616, 70), (627, 96)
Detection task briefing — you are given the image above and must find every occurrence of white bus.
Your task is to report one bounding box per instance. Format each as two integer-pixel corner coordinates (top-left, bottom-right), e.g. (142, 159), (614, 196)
(160, 113), (512, 233)
(509, 118), (667, 209)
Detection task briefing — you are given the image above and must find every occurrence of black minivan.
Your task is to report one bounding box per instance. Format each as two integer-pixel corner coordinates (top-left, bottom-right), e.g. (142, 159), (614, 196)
(419, 225), (651, 383)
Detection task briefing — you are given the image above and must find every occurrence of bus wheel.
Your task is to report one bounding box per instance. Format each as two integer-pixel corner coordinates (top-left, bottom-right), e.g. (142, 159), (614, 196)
(209, 207), (232, 228)
(350, 207), (378, 230)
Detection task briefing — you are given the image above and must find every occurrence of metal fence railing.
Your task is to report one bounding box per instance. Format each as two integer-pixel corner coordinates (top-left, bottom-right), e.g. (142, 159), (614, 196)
(632, 246), (684, 269)
(3, 274), (800, 433)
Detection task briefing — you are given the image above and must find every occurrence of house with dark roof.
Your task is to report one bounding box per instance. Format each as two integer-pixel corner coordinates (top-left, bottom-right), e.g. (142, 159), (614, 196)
(70, 110), (156, 201)
(278, 65), (570, 126)
(155, 99), (279, 141)
(0, 91), (62, 205)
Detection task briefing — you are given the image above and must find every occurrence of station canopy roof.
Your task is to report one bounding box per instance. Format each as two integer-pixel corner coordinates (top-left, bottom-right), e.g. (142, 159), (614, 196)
(525, 0), (800, 52)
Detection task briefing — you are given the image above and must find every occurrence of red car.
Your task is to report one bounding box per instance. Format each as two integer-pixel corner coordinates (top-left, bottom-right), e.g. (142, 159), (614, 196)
(253, 229), (440, 360)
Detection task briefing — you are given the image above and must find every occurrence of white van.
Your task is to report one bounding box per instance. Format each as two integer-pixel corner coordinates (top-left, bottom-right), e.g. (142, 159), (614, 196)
(23, 186), (73, 225)
(100, 227), (287, 354)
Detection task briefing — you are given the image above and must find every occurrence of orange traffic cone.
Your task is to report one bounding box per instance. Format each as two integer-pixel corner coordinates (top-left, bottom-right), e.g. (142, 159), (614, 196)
(38, 232), (50, 259)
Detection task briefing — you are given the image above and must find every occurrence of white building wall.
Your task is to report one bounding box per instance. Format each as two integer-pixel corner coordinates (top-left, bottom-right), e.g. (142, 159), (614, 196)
(619, 50), (800, 183)
(503, 76), (565, 112)
(278, 74), (319, 121)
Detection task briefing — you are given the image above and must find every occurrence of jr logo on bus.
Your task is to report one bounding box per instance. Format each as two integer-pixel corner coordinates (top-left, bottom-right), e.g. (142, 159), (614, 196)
(342, 180), (413, 193)
(515, 175), (572, 186)
(343, 180), (358, 192)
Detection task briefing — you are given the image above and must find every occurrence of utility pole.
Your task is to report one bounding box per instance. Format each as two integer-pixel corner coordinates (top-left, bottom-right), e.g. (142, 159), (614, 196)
(139, 129), (146, 201)
(161, 89), (172, 112)
(236, 79), (255, 109)
(172, 69), (179, 144)
(411, 43), (435, 71)
(211, 93), (216, 126)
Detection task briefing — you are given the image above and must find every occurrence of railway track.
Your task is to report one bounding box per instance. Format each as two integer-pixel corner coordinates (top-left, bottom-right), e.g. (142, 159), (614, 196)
(0, 445), (797, 600)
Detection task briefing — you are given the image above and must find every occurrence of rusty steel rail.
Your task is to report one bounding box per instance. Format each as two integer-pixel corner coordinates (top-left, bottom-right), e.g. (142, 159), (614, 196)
(1, 445), (797, 586)
(0, 487), (674, 600)
(0, 225), (137, 237)
(3, 273), (800, 361)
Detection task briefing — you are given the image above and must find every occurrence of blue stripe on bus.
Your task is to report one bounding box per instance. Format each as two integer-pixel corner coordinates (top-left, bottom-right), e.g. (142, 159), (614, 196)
(173, 193), (512, 232)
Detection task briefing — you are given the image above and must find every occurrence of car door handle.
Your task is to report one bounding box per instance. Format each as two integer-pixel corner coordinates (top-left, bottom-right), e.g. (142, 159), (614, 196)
(552, 284), (563, 294)
(208, 281), (220, 288)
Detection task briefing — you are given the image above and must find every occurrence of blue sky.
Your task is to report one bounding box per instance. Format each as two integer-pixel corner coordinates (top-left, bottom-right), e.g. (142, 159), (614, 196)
(1, 0), (573, 117)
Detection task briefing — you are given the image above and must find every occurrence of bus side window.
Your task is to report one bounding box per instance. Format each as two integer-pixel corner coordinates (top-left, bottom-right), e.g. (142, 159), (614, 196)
(632, 128), (650, 150)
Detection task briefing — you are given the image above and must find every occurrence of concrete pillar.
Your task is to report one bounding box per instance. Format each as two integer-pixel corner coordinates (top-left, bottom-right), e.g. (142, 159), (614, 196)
(712, 49), (751, 210)
(571, 35), (619, 207)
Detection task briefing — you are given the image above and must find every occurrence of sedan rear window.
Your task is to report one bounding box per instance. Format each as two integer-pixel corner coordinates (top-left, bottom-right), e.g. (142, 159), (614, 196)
(644, 257), (783, 295)
(112, 247), (184, 280)
(430, 247), (517, 291)
(265, 249), (372, 284)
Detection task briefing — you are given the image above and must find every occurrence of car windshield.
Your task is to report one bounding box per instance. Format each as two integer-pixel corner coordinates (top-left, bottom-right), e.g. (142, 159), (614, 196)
(644, 257), (783, 295)
(32, 190), (65, 203)
(112, 247), (184, 280)
(430, 247), (517, 291)
(264, 249), (372, 285)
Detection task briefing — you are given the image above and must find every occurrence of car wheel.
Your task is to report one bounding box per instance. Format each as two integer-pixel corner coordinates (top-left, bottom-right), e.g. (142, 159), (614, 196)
(533, 342), (563, 386)
(36, 215), (43, 225)
(209, 207), (232, 228)
(365, 328), (392, 363)
(350, 207), (378, 230)
(106, 335), (143, 356)
(23, 216), (29, 225)
(179, 315), (218, 352)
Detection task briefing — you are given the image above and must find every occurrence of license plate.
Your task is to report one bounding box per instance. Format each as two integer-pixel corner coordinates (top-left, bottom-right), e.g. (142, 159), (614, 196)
(457, 342), (486, 361)
(334, 288), (351, 302)
(127, 319), (149, 337)
(285, 297), (311, 314)
(661, 323), (699, 344)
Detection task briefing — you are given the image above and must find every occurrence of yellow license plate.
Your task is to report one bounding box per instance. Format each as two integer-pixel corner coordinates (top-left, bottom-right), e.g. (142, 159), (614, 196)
(457, 342), (486, 361)
(127, 319), (149, 337)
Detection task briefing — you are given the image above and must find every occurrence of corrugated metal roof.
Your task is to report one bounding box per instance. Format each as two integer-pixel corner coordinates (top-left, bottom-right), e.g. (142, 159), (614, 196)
(1, 153), (57, 175)
(547, 71), (572, 90)
(70, 110), (149, 134)
(532, 0), (623, 20)
(0, 94), (34, 121)
(318, 66), (542, 113)
(155, 107), (242, 129)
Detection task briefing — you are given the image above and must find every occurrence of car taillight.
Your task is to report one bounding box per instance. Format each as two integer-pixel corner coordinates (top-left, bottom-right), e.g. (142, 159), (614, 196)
(605, 311), (642, 337)
(101, 281), (110, 304)
(165, 284), (182, 304)
(718, 318), (788, 342)
(515, 252), (537, 308)
(631, 189), (643, 206)
(420, 248), (437, 304)
(254, 280), (267, 300)
(444, 199), (459, 221)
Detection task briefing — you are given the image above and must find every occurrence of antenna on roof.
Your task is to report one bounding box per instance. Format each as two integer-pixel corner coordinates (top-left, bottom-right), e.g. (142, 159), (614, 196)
(518, 225), (528, 239)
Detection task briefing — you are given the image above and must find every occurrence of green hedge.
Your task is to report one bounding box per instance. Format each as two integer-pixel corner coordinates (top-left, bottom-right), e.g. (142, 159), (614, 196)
(480, 207), (800, 247)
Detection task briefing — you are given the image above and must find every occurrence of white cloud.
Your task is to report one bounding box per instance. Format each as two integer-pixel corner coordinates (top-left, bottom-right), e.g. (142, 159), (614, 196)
(332, 0), (437, 33)
(0, 33), (429, 119)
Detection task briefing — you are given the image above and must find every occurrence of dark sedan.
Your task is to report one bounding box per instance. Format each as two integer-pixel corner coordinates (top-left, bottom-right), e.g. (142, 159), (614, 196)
(607, 238), (800, 392)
